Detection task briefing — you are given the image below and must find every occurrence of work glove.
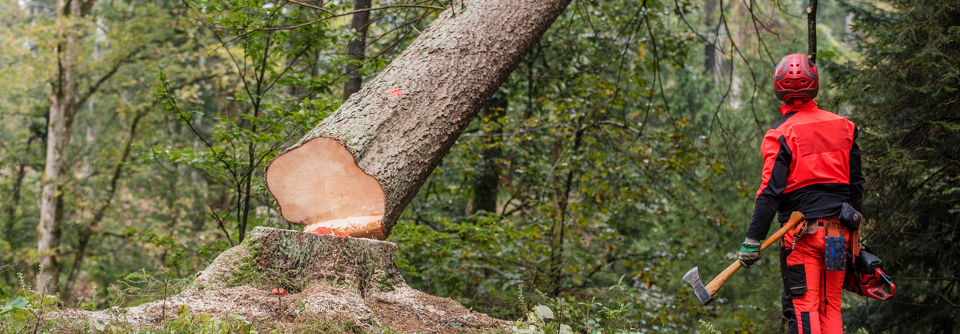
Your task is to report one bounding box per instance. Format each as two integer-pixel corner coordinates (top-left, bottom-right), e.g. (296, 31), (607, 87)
(738, 237), (762, 268)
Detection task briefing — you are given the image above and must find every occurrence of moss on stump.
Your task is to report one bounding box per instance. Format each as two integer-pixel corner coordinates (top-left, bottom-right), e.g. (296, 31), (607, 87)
(193, 227), (404, 296)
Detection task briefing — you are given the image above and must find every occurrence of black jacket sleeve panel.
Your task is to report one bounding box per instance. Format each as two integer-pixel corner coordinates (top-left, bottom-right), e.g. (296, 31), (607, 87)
(848, 126), (865, 213)
(746, 135), (793, 241)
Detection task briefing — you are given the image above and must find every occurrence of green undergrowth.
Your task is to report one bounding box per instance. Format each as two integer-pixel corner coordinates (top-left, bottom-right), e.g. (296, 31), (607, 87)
(0, 267), (506, 334)
(0, 306), (371, 334)
(0, 284), (392, 334)
(0, 236), (424, 334)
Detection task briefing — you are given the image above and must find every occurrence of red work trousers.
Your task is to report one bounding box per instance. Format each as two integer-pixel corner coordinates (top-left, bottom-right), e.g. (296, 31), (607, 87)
(779, 217), (851, 334)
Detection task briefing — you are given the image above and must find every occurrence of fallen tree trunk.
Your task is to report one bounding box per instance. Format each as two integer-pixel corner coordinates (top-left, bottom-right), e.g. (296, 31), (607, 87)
(266, 0), (572, 239)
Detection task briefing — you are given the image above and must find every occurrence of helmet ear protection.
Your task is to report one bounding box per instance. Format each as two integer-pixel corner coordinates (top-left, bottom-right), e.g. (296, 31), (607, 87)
(774, 54), (819, 102)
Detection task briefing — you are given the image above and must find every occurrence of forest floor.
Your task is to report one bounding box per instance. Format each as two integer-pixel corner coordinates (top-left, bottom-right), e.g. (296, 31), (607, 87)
(48, 284), (508, 333)
(24, 227), (510, 333)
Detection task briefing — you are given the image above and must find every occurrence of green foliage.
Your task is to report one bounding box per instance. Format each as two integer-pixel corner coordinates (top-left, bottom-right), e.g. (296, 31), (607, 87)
(0, 296), (32, 317)
(0, 269), (370, 333)
(152, 0), (346, 244)
(0, 302), (369, 334)
(388, 0), (811, 330)
(512, 304), (573, 334)
(829, 0), (960, 332)
(108, 267), (191, 307)
(3, 0), (954, 332)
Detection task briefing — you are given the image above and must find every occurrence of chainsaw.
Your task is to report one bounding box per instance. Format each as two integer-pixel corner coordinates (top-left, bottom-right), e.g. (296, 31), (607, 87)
(844, 244), (896, 300)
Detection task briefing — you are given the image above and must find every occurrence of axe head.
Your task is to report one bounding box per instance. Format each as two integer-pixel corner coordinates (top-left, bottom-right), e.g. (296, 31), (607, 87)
(683, 267), (714, 305)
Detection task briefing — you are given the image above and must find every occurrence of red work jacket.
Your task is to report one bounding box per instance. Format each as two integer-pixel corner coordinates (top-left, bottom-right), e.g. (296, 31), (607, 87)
(745, 100), (865, 241)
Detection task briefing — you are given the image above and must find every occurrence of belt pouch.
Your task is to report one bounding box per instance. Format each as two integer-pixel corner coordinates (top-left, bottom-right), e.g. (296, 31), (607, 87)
(824, 219), (846, 271)
(839, 202), (862, 231)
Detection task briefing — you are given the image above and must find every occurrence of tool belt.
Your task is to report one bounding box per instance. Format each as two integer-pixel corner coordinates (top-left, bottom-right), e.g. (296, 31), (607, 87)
(789, 203), (863, 272)
(790, 204), (896, 300)
(791, 216), (849, 271)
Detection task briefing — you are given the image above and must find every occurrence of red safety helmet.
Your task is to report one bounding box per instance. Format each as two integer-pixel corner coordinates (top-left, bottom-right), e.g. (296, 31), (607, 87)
(774, 54), (818, 102)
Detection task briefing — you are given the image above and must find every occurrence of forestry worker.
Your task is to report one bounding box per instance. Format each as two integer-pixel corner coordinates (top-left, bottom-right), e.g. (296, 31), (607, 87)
(736, 53), (865, 334)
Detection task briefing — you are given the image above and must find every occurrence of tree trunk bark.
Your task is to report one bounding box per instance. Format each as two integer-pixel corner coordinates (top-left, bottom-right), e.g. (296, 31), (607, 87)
(702, 0), (717, 93)
(266, 0), (572, 239)
(807, 0), (818, 62)
(37, 0), (84, 293)
(4, 163), (25, 242)
(342, 0), (371, 101)
(548, 114), (586, 295)
(471, 92), (506, 214)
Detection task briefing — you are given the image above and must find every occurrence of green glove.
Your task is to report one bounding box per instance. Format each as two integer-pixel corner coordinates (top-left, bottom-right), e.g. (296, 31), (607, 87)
(738, 238), (762, 268)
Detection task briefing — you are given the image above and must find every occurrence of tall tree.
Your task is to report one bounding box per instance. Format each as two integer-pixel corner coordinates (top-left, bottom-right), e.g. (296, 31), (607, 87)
(37, 0), (93, 292)
(808, 0), (818, 59)
(342, 0), (371, 101)
(37, 0), (142, 292)
(267, 0), (573, 239)
(470, 92), (506, 214)
(702, 0), (718, 91)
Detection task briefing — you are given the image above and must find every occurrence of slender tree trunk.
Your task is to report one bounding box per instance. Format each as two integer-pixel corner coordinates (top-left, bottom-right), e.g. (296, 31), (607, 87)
(548, 114), (586, 295)
(285, 2), (321, 98)
(342, 0), (371, 101)
(471, 92), (506, 214)
(239, 152), (254, 243)
(267, 0), (573, 239)
(37, 0), (131, 293)
(4, 163), (25, 242)
(702, 0), (717, 93)
(807, 0), (817, 61)
(38, 0), (84, 292)
(62, 110), (144, 299)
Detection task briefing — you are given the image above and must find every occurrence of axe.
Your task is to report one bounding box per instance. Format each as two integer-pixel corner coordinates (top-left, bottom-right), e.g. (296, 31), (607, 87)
(683, 211), (804, 305)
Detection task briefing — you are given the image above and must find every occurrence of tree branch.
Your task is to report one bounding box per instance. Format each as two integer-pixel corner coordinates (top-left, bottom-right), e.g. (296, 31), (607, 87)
(74, 46), (145, 110)
(210, 4), (446, 32)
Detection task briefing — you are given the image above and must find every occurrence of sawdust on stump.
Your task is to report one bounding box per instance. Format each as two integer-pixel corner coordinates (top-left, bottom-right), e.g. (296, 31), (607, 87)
(52, 227), (507, 333)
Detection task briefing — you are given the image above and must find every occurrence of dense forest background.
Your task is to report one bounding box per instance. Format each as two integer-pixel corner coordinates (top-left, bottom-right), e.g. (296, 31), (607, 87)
(0, 0), (957, 332)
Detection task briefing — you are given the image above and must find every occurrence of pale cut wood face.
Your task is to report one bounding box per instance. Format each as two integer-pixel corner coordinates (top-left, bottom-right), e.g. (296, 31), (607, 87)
(304, 216), (385, 240)
(267, 137), (386, 239)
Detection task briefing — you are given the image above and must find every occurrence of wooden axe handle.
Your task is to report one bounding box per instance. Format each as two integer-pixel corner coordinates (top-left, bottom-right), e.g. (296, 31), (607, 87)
(704, 211), (805, 296)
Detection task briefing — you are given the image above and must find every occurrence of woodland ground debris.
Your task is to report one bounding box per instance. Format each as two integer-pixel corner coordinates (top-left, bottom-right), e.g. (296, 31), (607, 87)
(41, 227), (508, 333)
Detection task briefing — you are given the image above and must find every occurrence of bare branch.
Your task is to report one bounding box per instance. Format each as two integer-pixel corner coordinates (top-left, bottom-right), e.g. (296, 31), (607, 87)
(209, 4), (446, 32)
(74, 46), (145, 110)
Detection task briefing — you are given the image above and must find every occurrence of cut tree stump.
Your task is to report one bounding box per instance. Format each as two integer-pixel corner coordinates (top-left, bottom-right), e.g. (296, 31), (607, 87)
(266, 0), (572, 239)
(192, 226), (403, 295)
(54, 227), (508, 332)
